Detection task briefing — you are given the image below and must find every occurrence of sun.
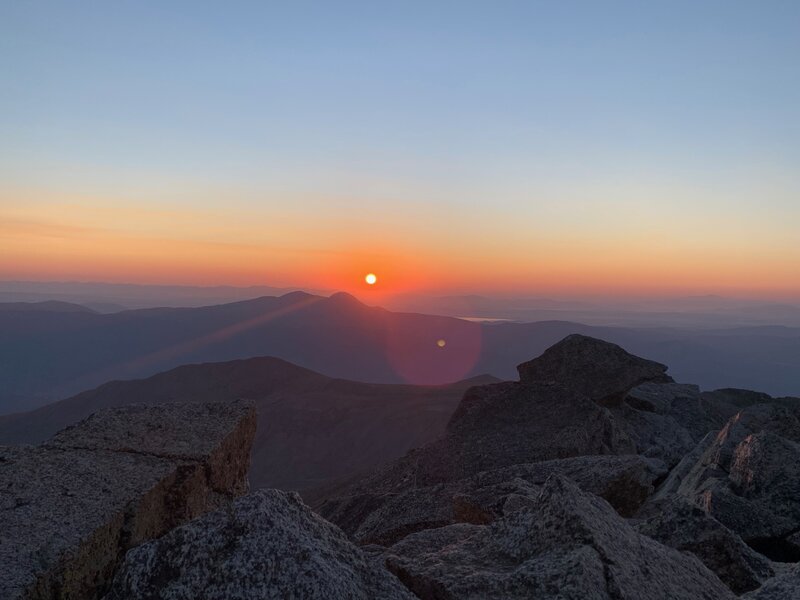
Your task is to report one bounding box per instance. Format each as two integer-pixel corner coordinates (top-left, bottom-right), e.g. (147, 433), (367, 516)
(365, 273), (377, 285)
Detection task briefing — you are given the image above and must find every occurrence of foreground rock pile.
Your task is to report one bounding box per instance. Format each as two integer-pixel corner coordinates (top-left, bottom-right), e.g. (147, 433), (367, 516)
(381, 475), (733, 599)
(105, 489), (414, 600)
(315, 335), (800, 599)
(5, 334), (800, 599)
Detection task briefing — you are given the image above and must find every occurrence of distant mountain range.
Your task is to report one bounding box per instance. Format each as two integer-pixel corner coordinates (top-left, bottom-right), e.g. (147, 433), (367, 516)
(0, 280), (322, 311)
(1, 291), (799, 414)
(0, 300), (95, 313)
(3, 280), (800, 328)
(0, 356), (495, 490)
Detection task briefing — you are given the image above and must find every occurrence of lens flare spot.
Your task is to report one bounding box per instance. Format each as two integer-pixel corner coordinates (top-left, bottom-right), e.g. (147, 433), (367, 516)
(436, 339), (446, 348)
(365, 273), (377, 285)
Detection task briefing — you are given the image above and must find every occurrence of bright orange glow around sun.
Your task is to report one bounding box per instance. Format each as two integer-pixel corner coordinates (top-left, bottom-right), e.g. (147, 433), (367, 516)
(365, 273), (377, 285)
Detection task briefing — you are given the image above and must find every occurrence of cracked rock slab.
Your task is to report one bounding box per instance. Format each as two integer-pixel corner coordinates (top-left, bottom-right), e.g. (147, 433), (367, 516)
(743, 564), (800, 600)
(637, 498), (776, 594)
(0, 400), (255, 600)
(320, 455), (665, 546)
(381, 475), (734, 600)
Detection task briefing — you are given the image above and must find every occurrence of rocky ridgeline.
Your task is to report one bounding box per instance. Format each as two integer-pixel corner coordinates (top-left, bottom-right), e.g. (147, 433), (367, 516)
(316, 334), (800, 599)
(4, 334), (800, 599)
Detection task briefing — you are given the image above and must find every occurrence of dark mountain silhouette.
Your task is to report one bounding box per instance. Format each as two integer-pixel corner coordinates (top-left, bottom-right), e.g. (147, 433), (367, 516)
(0, 300), (96, 313)
(0, 356), (497, 490)
(0, 279), (318, 310)
(0, 291), (485, 412)
(1, 292), (799, 414)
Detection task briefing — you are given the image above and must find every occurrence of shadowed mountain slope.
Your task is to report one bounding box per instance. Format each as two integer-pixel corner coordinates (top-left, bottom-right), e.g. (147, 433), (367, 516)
(0, 292), (488, 413)
(0, 356), (497, 490)
(0, 300), (96, 313)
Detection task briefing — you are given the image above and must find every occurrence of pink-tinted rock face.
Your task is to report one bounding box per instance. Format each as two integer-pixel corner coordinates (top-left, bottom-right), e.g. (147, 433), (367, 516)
(0, 400), (256, 600)
(652, 402), (800, 545)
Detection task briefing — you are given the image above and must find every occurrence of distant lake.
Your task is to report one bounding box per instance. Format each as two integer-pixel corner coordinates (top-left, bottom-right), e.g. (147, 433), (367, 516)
(457, 317), (513, 323)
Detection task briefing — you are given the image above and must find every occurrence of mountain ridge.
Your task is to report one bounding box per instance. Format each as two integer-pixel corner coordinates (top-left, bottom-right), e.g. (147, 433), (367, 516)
(0, 355), (498, 490)
(2, 291), (800, 414)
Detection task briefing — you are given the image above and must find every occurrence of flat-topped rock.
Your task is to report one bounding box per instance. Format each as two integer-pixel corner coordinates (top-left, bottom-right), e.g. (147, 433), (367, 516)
(0, 400), (255, 600)
(626, 382), (701, 414)
(51, 402), (253, 462)
(105, 489), (415, 600)
(517, 334), (672, 406)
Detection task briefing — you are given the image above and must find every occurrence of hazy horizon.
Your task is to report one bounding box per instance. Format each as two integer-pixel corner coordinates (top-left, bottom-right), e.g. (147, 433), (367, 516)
(3, 277), (800, 331)
(3, 276), (800, 303)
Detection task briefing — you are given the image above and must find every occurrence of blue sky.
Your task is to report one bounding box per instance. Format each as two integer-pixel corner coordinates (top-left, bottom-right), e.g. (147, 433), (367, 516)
(1, 2), (799, 295)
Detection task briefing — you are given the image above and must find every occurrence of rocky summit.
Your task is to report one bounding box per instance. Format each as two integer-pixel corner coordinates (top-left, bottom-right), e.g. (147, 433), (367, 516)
(5, 333), (800, 599)
(516, 333), (672, 405)
(316, 334), (800, 599)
